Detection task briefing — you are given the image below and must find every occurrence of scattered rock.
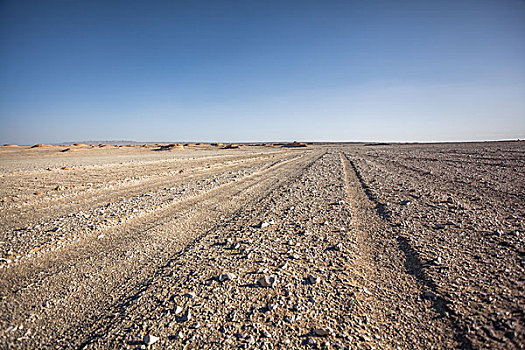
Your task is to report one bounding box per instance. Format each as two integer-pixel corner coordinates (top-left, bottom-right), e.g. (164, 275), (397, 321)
(421, 291), (436, 300)
(181, 308), (192, 322)
(361, 288), (372, 296)
(228, 310), (237, 321)
(304, 337), (317, 345)
(174, 306), (183, 315)
(359, 334), (372, 342)
(219, 272), (236, 282)
(258, 275), (276, 288)
(333, 243), (343, 251)
(308, 275), (321, 284)
(266, 303), (278, 312)
(143, 334), (159, 346)
(261, 329), (271, 338)
(313, 326), (333, 337)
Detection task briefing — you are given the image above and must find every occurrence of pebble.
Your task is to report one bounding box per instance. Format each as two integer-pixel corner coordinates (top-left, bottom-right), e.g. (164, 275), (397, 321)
(260, 222), (270, 229)
(228, 310), (237, 321)
(174, 306), (183, 315)
(219, 273), (236, 282)
(421, 291), (436, 300)
(183, 292), (196, 298)
(181, 308), (192, 322)
(236, 332), (245, 339)
(305, 337), (317, 345)
(308, 275), (321, 284)
(314, 326), (333, 336)
(266, 303), (278, 312)
(359, 335), (371, 342)
(143, 334), (159, 346)
(258, 275), (276, 288)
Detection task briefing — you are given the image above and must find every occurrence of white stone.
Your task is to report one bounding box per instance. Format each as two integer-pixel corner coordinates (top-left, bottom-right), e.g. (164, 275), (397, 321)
(143, 334), (159, 345)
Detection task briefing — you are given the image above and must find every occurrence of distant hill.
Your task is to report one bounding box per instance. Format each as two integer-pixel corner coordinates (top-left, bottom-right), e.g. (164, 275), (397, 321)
(58, 140), (154, 145)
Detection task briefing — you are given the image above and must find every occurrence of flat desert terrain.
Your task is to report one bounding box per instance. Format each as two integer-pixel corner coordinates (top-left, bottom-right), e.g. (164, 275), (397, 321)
(0, 142), (523, 349)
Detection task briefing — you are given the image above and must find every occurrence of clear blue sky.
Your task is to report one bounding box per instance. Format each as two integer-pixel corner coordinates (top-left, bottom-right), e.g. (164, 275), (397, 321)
(1, 0), (524, 143)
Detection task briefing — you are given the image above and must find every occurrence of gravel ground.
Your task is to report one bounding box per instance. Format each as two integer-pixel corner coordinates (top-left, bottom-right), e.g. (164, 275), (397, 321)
(0, 142), (523, 349)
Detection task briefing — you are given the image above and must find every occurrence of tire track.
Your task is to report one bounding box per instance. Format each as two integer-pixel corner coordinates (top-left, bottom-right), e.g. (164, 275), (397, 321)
(342, 152), (471, 348)
(1, 152), (305, 267)
(77, 151), (326, 349)
(1, 151), (291, 233)
(0, 151), (322, 349)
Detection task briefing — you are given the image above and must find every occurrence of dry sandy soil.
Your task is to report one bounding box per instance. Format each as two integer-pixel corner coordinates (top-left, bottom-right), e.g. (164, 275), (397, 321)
(0, 142), (523, 349)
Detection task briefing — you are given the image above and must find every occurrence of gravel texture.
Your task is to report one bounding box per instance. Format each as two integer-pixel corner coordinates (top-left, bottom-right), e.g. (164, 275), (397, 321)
(0, 142), (523, 349)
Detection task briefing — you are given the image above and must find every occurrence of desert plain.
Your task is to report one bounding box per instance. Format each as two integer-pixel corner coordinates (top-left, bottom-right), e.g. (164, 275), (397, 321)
(0, 141), (523, 349)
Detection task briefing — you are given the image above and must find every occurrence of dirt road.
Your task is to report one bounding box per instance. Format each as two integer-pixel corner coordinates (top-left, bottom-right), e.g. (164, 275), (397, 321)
(0, 143), (523, 349)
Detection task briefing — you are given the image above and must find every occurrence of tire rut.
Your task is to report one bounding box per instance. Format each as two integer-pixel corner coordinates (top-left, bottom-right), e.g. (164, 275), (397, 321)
(77, 151), (326, 349)
(0, 152), (290, 233)
(1, 152), (304, 267)
(0, 151), (321, 349)
(341, 152), (462, 348)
